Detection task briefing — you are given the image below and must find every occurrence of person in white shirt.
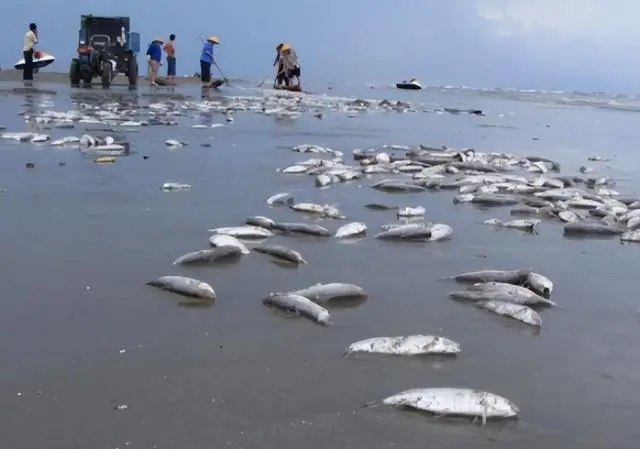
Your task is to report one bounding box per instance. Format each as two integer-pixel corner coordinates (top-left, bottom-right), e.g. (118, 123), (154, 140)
(22, 23), (38, 81)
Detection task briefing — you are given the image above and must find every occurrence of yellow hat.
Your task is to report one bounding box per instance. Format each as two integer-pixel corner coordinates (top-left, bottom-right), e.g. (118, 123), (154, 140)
(153, 37), (164, 44)
(207, 35), (220, 44)
(280, 43), (291, 52)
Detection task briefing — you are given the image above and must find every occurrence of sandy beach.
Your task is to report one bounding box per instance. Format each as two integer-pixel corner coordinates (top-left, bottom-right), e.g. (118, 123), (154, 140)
(0, 69), (206, 86)
(1, 77), (639, 449)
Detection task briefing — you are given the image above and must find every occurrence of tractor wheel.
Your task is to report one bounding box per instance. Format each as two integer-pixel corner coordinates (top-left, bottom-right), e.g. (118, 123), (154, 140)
(127, 57), (138, 89)
(70, 59), (81, 88)
(101, 61), (112, 89)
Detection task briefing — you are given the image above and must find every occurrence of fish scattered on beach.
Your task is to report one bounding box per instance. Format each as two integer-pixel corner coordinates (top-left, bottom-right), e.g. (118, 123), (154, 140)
(262, 292), (331, 325)
(381, 388), (520, 423)
(345, 335), (461, 356)
(146, 276), (215, 300)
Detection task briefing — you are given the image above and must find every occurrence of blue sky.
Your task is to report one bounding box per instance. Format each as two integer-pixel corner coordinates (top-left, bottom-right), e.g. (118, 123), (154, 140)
(2, 0), (638, 92)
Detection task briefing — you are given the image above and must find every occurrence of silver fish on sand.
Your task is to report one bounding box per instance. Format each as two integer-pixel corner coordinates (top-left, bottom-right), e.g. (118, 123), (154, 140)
(450, 282), (556, 307)
(172, 246), (242, 265)
(381, 388), (520, 423)
(262, 292), (331, 325)
(335, 222), (367, 238)
(272, 222), (332, 236)
(266, 192), (294, 207)
(447, 269), (532, 285)
(208, 234), (251, 255)
(525, 272), (554, 296)
(245, 216), (275, 229)
(253, 244), (307, 264)
(146, 275), (215, 299)
(162, 182), (191, 191)
(483, 218), (540, 232)
(292, 282), (368, 304)
(397, 206), (425, 217)
(208, 225), (274, 239)
(345, 335), (461, 356)
(476, 300), (542, 327)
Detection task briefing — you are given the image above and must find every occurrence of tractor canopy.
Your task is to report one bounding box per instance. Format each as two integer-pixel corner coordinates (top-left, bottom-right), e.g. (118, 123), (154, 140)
(78, 15), (140, 53)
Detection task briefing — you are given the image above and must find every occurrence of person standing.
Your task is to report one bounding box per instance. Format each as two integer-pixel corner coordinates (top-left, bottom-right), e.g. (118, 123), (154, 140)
(22, 23), (38, 82)
(272, 43), (288, 88)
(146, 38), (163, 86)
(280, 43), (301, 89)
(164, 34), (176, 82)
(199, 35), (220, 88)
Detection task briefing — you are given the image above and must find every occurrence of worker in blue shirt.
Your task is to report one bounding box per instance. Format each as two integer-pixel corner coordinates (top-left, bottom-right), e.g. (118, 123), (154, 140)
(146, 38), (163, 86)
(200, 35), (222, 88)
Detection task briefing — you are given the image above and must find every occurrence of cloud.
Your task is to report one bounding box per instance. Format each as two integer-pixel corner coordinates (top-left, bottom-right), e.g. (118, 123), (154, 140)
(475, 0), (637, 44)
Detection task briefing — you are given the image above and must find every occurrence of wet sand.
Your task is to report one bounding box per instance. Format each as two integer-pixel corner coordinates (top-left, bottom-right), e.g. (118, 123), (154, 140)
(1, 78), (639, 448)
(0, 69), (209, 86)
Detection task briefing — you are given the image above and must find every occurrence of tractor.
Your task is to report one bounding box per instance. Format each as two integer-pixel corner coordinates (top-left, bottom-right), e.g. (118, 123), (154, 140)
(69, 15), (140, 89)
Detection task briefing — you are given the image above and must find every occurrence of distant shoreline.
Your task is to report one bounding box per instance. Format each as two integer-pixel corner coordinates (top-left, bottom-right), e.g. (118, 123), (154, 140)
(0, 69), (206, 86)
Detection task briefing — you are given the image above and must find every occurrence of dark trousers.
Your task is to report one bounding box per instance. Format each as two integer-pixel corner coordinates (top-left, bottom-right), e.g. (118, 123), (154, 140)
(167, 56), (176, 77)
(23, 49), (34, 81)
(200, 60), (211, 83)
(275, 62), (289, 86)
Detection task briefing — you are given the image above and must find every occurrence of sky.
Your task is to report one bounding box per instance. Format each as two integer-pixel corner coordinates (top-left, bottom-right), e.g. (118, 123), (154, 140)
(2, 0), (639, 93)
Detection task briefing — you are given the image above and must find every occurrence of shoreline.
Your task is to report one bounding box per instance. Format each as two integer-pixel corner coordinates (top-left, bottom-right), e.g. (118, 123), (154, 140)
(0, 69), (208, 86)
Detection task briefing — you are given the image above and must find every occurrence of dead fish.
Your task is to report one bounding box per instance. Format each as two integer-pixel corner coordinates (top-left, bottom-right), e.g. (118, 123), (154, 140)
(563, 223), (623, 237)
(245, 216), (275, 229)
(253, 244), (307, 264)
(172, 246), (242, 265)
(483, 219), (540, 232)
(146, 275), (215, 299)
(365, 203), (398, 211)
(345, 335), (461, 356)
(447, 269), (532, 285)
(50, 136), (81, 146)
(165, 139), (186, 147)
(472, 194), (520, 207)
(525, 272), (554, 297)
(272, 222), (333, 237)
(381, 388), (520, 422)
(451, 282), (556, 307)
(208, 226), (274, 239)
(267, 192), (294, 207)
(282, 164), (310, 174)
(336, 222), (367, 238)
(558, 210), (581, 223)
(372, 180), (427, 193)
(162, 182), (191, 191)
(510, 206), (540, 217)
(208, 234), (250, 255)
(262, 292), (331, 325)
(292, 282), (368, 304)
(30, 134), (51, 143)
(375, 223), (432, 240)
(290, 202), (327, 214)
(476, 300), (542, 327)
(397, 206), (425, 217)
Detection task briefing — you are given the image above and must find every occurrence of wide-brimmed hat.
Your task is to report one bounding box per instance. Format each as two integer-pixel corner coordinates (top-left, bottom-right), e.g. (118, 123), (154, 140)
(207, 35), (220, 44)
(152, 37), (164, 44)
